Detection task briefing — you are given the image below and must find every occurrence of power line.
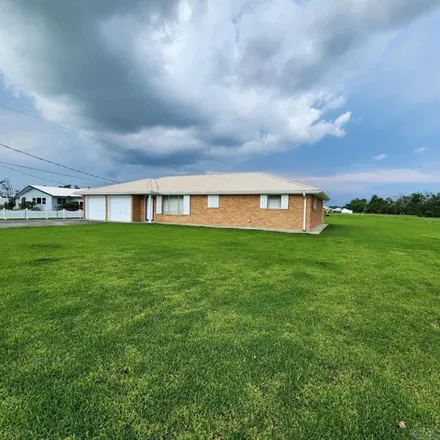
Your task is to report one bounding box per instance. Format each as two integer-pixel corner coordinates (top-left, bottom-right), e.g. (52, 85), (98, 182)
(0, 102), (94, 137)
(0, 102), (135, 162)
(0, 160), (104, 183)
(0, 141), (119, 183)
(0, 163), (68, 186)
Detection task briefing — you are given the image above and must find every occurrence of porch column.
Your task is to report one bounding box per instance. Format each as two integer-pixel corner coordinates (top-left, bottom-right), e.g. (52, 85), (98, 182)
(147, 195), (153, 223)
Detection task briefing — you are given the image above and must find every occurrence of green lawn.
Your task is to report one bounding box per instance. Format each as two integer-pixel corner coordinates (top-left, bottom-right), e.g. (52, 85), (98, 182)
(1, 215), (439, 439)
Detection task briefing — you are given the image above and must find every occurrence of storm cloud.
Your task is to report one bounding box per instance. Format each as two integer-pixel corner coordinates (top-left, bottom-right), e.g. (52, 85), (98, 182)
(0, 0), (439, 167)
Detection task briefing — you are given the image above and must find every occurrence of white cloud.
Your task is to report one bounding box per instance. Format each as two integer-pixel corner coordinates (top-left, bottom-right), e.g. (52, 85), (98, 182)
(373, 153), (389, 161)
(414, 147), (428, 153)
(0, 0), (439, 169)
(296, 168), (440, 194)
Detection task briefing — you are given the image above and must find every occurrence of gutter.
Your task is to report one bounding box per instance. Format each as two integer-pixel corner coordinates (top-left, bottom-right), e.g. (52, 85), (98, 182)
(76, 190), (329, 197)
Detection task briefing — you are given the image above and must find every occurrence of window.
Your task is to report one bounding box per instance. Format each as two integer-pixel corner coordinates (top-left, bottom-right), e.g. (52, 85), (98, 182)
(32, 198), (36, 203)
(57, 198), (67, 205)
(36, 198), (42, 204)
(42, 198), (46, 205)
(163, 195), (184, 215)
(207, 195), (219, 209)
(267, 195), (282, 209)
(313, 197), (319, 211)
(79, 201), (83, 209)
(261, 194), (289, 210)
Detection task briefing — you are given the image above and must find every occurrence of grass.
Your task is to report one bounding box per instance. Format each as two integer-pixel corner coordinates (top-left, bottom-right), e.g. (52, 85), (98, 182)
(0, 215), (439, 439)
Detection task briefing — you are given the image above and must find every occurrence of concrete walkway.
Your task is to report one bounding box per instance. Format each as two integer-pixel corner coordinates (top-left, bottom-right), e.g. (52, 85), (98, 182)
(0, 219), (89, 229)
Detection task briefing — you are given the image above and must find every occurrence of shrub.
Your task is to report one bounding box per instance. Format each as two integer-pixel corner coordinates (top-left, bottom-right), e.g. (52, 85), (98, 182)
(19, 201), (40, 211)
(57, 201), (80, 211)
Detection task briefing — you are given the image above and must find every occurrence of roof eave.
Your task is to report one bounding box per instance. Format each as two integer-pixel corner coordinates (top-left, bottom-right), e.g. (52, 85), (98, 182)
(316, 191), (330, 201)
(79, 189), (328, 197)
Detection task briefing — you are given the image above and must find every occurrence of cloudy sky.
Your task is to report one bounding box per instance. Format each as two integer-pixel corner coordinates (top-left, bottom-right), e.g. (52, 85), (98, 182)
(0, 0), (440, 204)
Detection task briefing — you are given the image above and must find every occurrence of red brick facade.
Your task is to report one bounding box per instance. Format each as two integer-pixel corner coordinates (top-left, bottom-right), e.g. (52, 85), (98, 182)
(131, 196), (145, 223)
(84, 194), (324, 231)
(307, 196), (324, 231)
(145, 194), (323, 232)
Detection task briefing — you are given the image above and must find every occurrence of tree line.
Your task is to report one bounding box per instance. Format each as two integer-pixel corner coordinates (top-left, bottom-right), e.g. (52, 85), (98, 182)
(344, 193), (440, 217)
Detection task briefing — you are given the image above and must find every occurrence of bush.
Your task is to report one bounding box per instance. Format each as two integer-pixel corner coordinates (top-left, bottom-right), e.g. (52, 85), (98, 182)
(19, 201), (40, 211)
(57, 201), (80, 211)
(1, 199), (17, 210)
(424, 210), (434, 218)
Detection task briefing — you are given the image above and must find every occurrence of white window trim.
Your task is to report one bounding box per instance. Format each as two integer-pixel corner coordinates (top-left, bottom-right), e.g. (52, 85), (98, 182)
(160, 195), (189, 216)
(207, 195), (219, 209)
(156, 195), (163, 214)
(313, 196), (318, 211)
(183, 195), (191, 215)
(262, 194), (289, 210)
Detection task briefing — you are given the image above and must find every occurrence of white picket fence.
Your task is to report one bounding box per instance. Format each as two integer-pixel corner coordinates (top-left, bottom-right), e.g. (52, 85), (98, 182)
(1, 209), (83, 220)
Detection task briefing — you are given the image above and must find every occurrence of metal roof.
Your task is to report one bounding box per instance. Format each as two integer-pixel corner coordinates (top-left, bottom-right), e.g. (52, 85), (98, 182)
(16, 185), (86, 198)
(76, 173), (329, 199)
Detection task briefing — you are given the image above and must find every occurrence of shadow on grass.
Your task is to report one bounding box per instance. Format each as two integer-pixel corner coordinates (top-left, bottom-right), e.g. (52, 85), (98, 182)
(29, 257), (61, 265)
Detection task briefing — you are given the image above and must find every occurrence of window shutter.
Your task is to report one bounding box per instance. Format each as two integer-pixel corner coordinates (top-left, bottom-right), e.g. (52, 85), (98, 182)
(208, 195), (219, 208)
(281, 194), (289, 210)
(260, 195), (268, 209)
(156, 195), (162, 214)
(183, 195), (191, 215)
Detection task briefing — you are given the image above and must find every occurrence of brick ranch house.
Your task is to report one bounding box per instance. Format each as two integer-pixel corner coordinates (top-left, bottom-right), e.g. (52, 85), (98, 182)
(77, 173), (329, 233)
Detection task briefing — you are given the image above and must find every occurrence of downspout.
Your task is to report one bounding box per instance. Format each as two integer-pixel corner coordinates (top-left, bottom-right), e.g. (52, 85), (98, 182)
(147, 195), (153, 223)
(302, 192), (307, 232)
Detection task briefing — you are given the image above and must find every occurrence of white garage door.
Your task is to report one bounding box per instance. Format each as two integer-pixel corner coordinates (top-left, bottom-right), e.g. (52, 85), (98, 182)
(108, 196), (131, 222)
(86, 196), (106, 221)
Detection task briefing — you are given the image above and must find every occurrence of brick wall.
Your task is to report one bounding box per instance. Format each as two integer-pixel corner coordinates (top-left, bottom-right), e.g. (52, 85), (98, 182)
(306, 195), (324, 231)
(155, 194), (317, 231)
(131, 196), (145, 222)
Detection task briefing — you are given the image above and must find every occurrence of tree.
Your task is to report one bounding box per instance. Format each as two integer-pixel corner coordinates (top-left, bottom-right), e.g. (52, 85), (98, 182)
(366, 195), (389, 214)
(1, 178), (17, 209)
(343, 192), (440, 218)
(0, 178), (14, 198)
(345, 198), (368, 213)
(395, 194), (412, 215)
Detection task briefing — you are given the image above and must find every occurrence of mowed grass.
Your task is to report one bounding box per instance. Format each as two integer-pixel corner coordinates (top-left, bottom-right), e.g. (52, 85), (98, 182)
(0, 216), (439, 440)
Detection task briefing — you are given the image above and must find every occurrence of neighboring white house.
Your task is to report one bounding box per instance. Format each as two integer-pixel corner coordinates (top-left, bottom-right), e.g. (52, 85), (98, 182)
(15, 185), (85, 210)
(341, 208), (353, 214)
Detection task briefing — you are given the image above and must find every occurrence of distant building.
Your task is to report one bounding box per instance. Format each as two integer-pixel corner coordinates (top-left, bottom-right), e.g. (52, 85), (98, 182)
(15, 185), (85, 210)
(341, 208), (353, 214)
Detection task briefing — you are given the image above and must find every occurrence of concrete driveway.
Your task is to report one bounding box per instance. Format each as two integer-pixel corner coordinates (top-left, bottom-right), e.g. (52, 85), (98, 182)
(0, 219), (90, 229)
